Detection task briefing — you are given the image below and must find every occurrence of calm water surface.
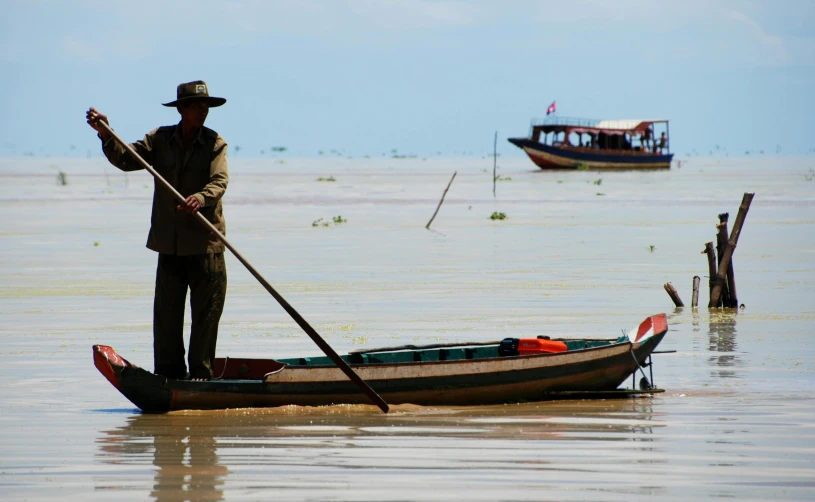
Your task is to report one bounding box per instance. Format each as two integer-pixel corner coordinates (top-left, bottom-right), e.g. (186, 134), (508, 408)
(1, 155), (814, 500)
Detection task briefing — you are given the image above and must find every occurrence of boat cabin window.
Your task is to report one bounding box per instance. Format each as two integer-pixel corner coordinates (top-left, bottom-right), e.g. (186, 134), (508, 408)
(548, 131), (565, 147)
(532, 120), (670, 155)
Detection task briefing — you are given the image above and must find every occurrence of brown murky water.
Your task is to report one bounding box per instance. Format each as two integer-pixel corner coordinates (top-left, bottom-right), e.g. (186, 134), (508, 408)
(1, 156), (814, 500)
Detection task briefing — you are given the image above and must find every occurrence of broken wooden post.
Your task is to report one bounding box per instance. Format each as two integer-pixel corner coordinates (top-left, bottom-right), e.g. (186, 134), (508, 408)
(702, 241), (717, 302)
(664, 282), (684, 307)
(692, 275), (701, 308)
(718, 212), (739, 307)
(715, 215), (731, 307)
(426, 171), (457, 229)
(709, 193), (754, 308)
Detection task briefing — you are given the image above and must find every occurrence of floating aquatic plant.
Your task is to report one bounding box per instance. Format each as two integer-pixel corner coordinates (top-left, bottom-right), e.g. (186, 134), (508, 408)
(317, 176), (336, 182)
(489, 212), (507, 220)
(312, 216), (347, 227)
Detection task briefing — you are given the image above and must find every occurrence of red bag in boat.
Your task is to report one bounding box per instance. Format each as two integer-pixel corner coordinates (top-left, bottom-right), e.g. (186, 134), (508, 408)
(517, 338), (567, 355)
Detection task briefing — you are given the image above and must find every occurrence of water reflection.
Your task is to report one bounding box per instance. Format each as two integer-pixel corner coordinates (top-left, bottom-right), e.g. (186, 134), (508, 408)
(92, 400), (670, 499)
(97, 415), (228, 502)
(463, 400), (662, 443)
(707, 311), (740, 378)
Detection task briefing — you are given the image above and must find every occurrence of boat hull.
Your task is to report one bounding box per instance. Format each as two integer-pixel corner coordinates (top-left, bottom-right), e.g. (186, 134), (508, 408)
(93, 315), (667, 412)
(508, 138), (673, 169)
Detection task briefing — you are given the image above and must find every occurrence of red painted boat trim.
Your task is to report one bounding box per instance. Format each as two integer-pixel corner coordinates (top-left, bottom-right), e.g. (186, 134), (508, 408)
(651, 313), (668, 337)
(634, 314), (667, 342)
(92, 345), (127, 390)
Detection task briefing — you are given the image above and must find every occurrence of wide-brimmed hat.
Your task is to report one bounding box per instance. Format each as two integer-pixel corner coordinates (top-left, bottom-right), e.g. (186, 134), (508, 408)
(162, 80), (226, 107)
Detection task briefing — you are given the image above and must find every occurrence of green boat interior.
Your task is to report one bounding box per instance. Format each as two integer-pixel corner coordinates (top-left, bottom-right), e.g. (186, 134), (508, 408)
(209, 337), (630, 380)
(278, 336), (627, 367)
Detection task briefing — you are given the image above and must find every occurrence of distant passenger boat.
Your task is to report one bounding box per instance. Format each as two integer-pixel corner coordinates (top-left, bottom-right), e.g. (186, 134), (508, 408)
(508, 117), (673, 169)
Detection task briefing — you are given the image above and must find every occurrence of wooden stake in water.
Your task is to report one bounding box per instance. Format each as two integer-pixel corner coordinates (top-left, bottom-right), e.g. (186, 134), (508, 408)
(493, 131), (498, 197)
(664, 282), (684, 308)
(715, 217), (731, 307)
(692, 275), (701, 308)
(426, 171), (457, 229)
(709, 193), (754, 308)
(718, 212), (739, 307)
(703, 241), (718, 303)
(96, 120), (390, 414)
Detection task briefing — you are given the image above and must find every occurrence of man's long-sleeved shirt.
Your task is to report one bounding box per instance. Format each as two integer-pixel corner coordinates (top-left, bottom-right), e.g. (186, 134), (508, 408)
(101, 123), (228, 255)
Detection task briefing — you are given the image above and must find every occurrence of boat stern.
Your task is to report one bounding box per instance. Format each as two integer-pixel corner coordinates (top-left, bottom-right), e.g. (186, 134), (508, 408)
(93, 344), (129, 391)
(626, 313), (668, 362)
(92, 344), (173, 413)
(631, 313), (668, 344)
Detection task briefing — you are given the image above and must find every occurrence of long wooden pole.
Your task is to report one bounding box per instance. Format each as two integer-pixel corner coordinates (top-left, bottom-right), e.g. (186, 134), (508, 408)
(709, 193), (754, 308)
(425, 171), (457, 229)
(98, 121), (389, 413)
(493, 131), (497, 197)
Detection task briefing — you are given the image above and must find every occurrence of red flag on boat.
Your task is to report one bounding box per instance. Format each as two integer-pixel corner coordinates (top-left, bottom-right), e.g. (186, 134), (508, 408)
(546, 101), (556, 115)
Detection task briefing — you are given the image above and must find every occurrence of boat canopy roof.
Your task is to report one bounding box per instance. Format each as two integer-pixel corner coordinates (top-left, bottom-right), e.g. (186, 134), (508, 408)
(530, 117), (669, 135)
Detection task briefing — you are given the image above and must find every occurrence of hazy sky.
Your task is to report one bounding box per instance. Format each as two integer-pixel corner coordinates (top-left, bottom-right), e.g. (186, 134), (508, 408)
(2, 0), (814, 158)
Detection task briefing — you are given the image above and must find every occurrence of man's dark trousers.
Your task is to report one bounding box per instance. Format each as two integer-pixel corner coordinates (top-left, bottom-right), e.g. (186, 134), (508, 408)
(153, 252), (227, 379)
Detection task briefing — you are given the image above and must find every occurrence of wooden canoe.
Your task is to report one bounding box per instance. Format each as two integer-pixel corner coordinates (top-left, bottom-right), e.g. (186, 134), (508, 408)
(93, 313), (668, 413)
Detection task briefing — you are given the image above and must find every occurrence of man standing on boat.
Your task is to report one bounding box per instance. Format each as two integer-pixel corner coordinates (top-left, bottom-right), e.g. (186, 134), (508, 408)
(657, 131), (668, 154)
(85, 80), (229, 381)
